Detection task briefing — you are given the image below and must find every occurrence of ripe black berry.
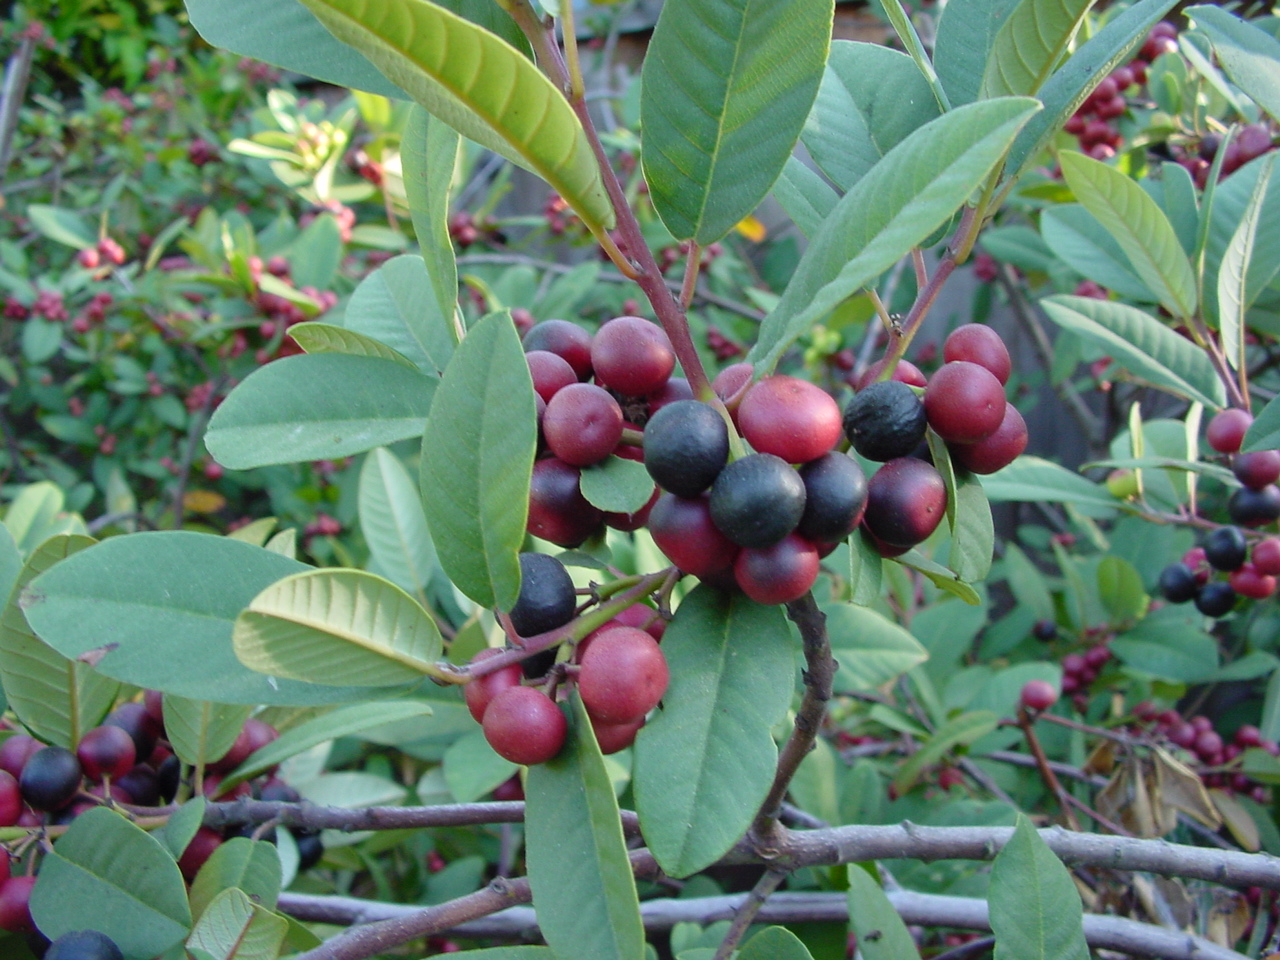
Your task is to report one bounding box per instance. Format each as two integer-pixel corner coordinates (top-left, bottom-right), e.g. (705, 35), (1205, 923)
(843, 381), (927, 462)
(509, 553), (576, 637)
(1158, 563), (1198, 603)
(19, 746), (82, 812)
(796, 452), (868, 542)
(1229, 485), (1280, 527)
(708, 454), (806, 548)
(1204, 526), (1249, 571)
(44, 930), (125, 960)
(1195, 581), (1237, 618)
(643, 400), (729, 497)
(294, 828), (325, 871)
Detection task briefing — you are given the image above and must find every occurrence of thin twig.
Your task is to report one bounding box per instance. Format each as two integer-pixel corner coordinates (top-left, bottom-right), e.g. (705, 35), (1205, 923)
(712, 868), (787, 960)
(1019, 705), (1082, 831)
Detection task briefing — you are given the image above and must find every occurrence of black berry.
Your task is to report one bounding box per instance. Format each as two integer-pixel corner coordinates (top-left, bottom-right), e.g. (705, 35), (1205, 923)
(1195, 581), (1237, 618)
(643, 400), (730, 497)
(1204, 527), (1249, 571)
(842, 381), (927, 462)
(708, 454), (806, 548)
(509, 553), (576, 638)
(1158, 563), (1198, 603)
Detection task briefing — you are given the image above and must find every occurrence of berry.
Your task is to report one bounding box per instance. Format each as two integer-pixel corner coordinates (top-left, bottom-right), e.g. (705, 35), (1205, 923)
(843, 381), (927, 462)
(76, 725), (136, 782)
(796, 452), (868, 543)
(1195, 581), (1237, 618)
(76, 247), (100, 269)
(734, 534), (821, 605)
(591, 316), (675, 396)
(648, 494), (739, 577)
(114, 764), (160, 806)
(523, 320), (593, 380)
(1230, 563), (1277, 599)
(1253, 537), (1280, 575)
(1233, 450), (1280, 490)
(1229, 485), (1280, 527)
(947, 403), (1027, 475)
(212, 717), (278, 773)
(482, 687), (567, 765)
(924, 362), (1006, 444)
(464, 649), (524, 724)
(736, 376), (843, 464)
(643, 400), (730, 497)
(712, 363), (754, 408)
(578, 627), (669, 724)
(1158, 563), (1198, 603)
(179, 828), (223, 882)
(0, 772), (20, 827)
(853, 358), (927, 391)
(104, 702), (162, 762)
(0, 876), (37, 932)
(45, 930), (125, 960)
(942, 325), (1011, 385)
(1236, 124), (1273, 164)
(509, 553), (577, 638)
(542, 383), (623, 466)
(0, 735), (41, 780)
(862, 458), (947, 549)
(526, 350), (577, 403)
(1021, 679), (1058, 712)
(709, 454), (807, 548)
(527, 458), (603, 547)
(592, 716), (645, 755)
(647, 377), (694, 413)
(1207, 408), (1253, 454)
(295, 829), (325, 871)
(1204, 526), (1249, 571)
(1032, 619), (1057, 642)
(20, 745), (82, 811)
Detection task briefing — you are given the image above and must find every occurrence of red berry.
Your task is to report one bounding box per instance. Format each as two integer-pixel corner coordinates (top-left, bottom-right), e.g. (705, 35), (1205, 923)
(737, 376), (843, 464)
(0, 735), (41, 780)
(862, 458), (947, 549)
(1230, 563), (1277, 599)
(523, 320), (593, 380)
(542, 383), (624, 466)
(924, 361), (1006, 444)
(579, 627), (669, 725)
(853, 358), (928, 391)
(179, 827), (224, 882)
(527, 458), (604, 547)
(0, 772), (20, 827)
(648, 494), (739, 577)
(464, 649), (524, 724)
(1233, 449), (1280, 490)
(76, 725), (137, 782)
(591, 716), (645, 755)
(734, 534), (821, 605)
(948, 403), (1027, 475)
(1207, 408), (1253, 454)
(1236, 724), (1263, 748)
(482, 687), (567, 765)
(1021, 679), (1059, 712)
(526, 350), (577, 403)
(0, 876), (37, 932)
(712, 362), (754, 410)
(591, 317), (675, 396)
(1252, 537), (1280, 575)
(942, 325), (1011, 385)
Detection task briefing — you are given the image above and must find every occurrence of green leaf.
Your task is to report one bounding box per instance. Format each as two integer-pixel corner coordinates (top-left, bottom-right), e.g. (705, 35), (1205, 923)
(223, 700), (433, 788)
(286, 321), (417, 368)
(30, 807), (192, 957)
(846, 865), (922, 960)
(789, 736), (839, 827)
(346, 254), (455, 376)
(234, 569), (445, 687)
(982, 455), (1118, 512)
(446, 949), (554, 959)
(1219, 154), (1276, 370)
(402, 107), (461, 338)
(1004, 0), (1179, 178)
(186, 888), (288, 960)
(526, 696), (645, 960)
(1097, 555), (1148, 626)
(0, 535), (119, 748)
(749, 97), (1039, 372)
(443, 726), (518, 803)
(1112, 607), (1219, 681)
(26, 204), (96, 249)
(421, 312), (537, 610)
(162, 798), (208, 862)
(205, 354), (437, 470)
(825, 602), (928, 692)
(634, 585), (794, 877)
(893, 551), (983, 605)
(1039, 296), (1226, 408)
(1059, 152), (1197, 319)
(802, 41), (940, 193)
(773, 156), (838, 239)
(1204, 153), (1280, 326)
(934, 0), (1024, 105)
(641, 0), (832, 243)
(892, 710), (998, 794)
(3, 482), (82, 555)
(359, 447), (438, 597)
(20, 532), (384, 706)
(1040, 205), (1155, 302)
(1244, 391), (1280, 451)
(981, 0), (1095, 98)
(579, 457), (656, 514)
(296, 0), (614, 234)
(287, 215), (343, 291)
(1187, 6), (1280, 123)
(162, 696), (254, 768)
(0, 523), (18, 607)
(190, 838), (283, 919)
(989, 815), (1090, 960)
(739, 926), (816, 960)
(950, 471), (994, 583)
(848, 530), (884, 606)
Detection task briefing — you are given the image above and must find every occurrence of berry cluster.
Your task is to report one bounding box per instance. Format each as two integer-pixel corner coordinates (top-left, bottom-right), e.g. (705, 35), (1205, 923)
(1159, 528), (1280, 615)
(466, 553), (670, 765)
(843, 325), (1026, 556)
(1205, 408), (1280, 529)
(1132, 705), (1276, 801)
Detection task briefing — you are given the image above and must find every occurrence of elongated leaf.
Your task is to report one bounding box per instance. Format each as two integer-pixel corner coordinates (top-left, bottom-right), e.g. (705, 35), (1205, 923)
(4, 482), (71, 555)
(1244, 391), (1280, 451)
(1059, 152), (1197, 319)
(1004, 0), (1178, 178)
(26, 204), (97, 249)
(287, 322), (417, 368)
(749, 98), (1039, 372)
(224, 700), (433, 788)
(579, 457), (655, 514)
(360, 447), (438, 597)
(773, 156), (838, 238)
(190, 839), (283, 920)
(1187, 6), (1280, 123)
(934, 0), (1024, 105)
(847, 866), (922, 960)
(982, 0), (1095, 99)
(402, 107), (461, 337)
(444, 727), (518, 802)
(983, 455), (1118, 511)
(234, 569), (444, 687)
(894, 551), (983, 605)
(21, 532), (383, 705)
(849, 530), (884, 605)
(950, 471), (994, 583)
(634, 585), (794, 877)
(0, 535), (119, 748)
(205, 354), (436, 469)
(641, 0), (832, 243)
(186, 888), (287, 960)
(163, 799), (208, 862)
(893, 710), (998, 793)
(421, 312), (536, 610)
(825, 602), (927, 692)
(30, 808), (192, 957)
(739, 927), (815, 960)
(526, 696), (645, 960)
(1205, 153), (1280, 326)
(0, 524), (18, 607)
(296, 0), (614, 234)
(346, 254), (455, 376)
(163, 696), (254, 768)
(1219, 154), (1276, 370)
(1097, 555), (1147, 625)
(1040, 296), (1226, 408)
(1040, 205), (1155, 301)
(989, 815), (1090, 960)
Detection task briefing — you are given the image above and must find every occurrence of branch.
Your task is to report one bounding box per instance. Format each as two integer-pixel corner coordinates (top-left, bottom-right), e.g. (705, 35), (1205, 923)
(712, 868), (786, 960)
(750, 593), (834, 841)
(277, 890), (1249, 960)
